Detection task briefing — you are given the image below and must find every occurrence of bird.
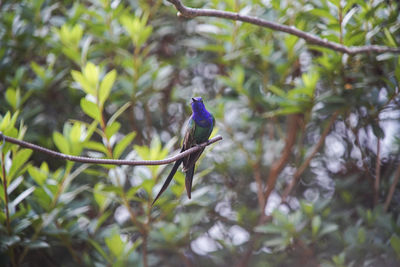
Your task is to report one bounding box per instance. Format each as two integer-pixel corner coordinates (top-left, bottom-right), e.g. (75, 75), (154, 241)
(152, 97), (215, 205)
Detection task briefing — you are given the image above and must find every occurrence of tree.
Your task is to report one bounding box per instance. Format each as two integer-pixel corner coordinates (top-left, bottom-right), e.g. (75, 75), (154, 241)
(0, 0), (399, 266)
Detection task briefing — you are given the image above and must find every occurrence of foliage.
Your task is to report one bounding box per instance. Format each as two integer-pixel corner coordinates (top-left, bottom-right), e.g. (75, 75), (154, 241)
(0, 0), (400, 266)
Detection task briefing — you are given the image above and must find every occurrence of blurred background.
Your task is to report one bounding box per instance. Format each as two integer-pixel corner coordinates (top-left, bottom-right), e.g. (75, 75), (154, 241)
(1, 0), (400, 266)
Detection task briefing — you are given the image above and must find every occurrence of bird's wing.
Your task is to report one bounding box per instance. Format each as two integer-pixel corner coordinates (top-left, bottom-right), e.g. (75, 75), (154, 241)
(182, 117), (196, 168)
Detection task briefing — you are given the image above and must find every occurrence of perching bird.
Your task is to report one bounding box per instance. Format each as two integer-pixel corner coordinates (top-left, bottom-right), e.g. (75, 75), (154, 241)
(152, 97), (215, 205)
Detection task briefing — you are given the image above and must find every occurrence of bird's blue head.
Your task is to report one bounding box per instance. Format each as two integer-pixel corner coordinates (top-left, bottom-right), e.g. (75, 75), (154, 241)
(191, 97), (213, 127)
(191, 97), (205, 113)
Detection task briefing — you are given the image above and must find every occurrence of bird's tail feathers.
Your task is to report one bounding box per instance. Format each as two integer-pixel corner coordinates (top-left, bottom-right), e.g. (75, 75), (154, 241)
(185, 166), (195, 199)
(152, 158), (183, 206)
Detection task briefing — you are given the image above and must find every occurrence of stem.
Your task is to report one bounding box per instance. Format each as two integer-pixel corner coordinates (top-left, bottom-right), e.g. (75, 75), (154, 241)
(1, 153), (17, 267)
(384, 164), (400, 211)
(1, 153), (11, 233)
(142, 235), (148, 267)
(374, 139), (381, 206)
(261, 114), (299, 220)
(282, 112), (339, 201)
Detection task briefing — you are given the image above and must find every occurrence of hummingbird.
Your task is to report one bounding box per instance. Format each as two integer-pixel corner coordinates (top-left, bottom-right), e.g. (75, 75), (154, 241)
(152, 97), (215, 205)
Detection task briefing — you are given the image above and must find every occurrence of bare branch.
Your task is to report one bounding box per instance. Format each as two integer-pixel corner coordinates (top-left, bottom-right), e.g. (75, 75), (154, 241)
(282, 111), (339, 201)
(262, 114), (300, 217)
(384, 164), (400, 211)
(167, 0), (400, 55)
(0, 132), (222, 166)
(374, 139), (381, 206)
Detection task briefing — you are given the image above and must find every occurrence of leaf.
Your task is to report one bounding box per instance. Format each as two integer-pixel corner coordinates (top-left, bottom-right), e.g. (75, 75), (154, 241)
(71, 70), (95, 96)
(80, 98), (101, 122)
(31, 61), (46, 79)
(83, 62), (99, 94)
(89, 239), (112, 263)
(319, 223), (338, 236)
(105, 231), (125, 257)
(25, 240), (50, 249)
(70, 122), (82, 143)
(12, 186), (35, 207)
(105, 121), (121, 139)
(254, 224), (282, 234)
(94, 183), (112, 212)
(0, 111), (11, 131)
(84, 141), (109, 154)
(113, 132), (136, 159)
(7, 176), (23, 194)
(107, 102), (131, 126)
(312, 216), (321, 237)
(391, 235), (400, 258)
(99, 69), (117, 107)
(372, 123), (385, 139)
(5, 88), (18, 110)
(8, 149), (33, 180)
(383, 28), (397, 47)
(53, 132), (70, 154)
(29, 165), (47, 186)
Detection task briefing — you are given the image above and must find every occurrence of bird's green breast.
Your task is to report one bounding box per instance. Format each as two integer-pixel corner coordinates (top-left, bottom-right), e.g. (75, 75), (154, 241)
(193, 117), (214, 143)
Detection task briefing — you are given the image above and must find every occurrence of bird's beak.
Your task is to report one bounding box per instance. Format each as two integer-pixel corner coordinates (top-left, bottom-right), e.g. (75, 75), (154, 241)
(191, 97), (196, 103)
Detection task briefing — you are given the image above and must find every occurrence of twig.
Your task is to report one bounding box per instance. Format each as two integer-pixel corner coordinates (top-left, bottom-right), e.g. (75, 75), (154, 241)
(374, 139), (381, 206)
(166, 0), (400, 55)
(384, 164), (400, 211)
(261, 114), (300, 217)
(0, 132), (222, 166)
(282, 112), (339, 201)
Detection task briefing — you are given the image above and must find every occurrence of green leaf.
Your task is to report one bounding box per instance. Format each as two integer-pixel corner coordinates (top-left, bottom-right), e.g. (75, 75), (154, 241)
(5, 88), (19, 110)
(8, 149), (33, 181)
(312, 216), (321, 237)
(25, 240), (50, 249)
(113, 132), (136, 159)
(31, 62), (46, 79)
(383, 28), (397, 47)
(105, 121), (121, 139)
(0, 111), (11, 131)
(83, 62), (99, 94)
(70, 122), (82, 143)
(319, 223), (338, 236)
(99, 69), (117, 107)
(12, 186), (35, 207)
(254, 224), (282, 234)
(80, 98), (101, 122)
(89, 239), (112, 263)
(28, 166), (47, 186)
(390, 235), (400, 258)
(357, 227), (366, 244)
(94, 183), (112, 212)
(53, 132), (70, 154)
(84, 141), (108, 154)
(72, 70), (95, 96)
(105, 231), (125, 257)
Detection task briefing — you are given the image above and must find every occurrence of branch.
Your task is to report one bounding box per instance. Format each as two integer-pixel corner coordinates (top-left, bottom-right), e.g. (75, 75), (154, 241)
(281, 111), (338, 201)
(384, 163), (400, 211)
(167, 0), (400, 55)
(374, 139), (381, 206)
(262, 114), (300, 216)
(0, 132), (222, 166)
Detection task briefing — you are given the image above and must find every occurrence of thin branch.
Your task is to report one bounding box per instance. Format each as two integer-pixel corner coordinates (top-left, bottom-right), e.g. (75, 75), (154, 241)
(0, 132), (222, 166)
(282, 112), (339, 201)
(374, 139), (381, 206)
(167, 0), (400, 55)
(262, 114), (300, 218)
(384, 164), (400, 211)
